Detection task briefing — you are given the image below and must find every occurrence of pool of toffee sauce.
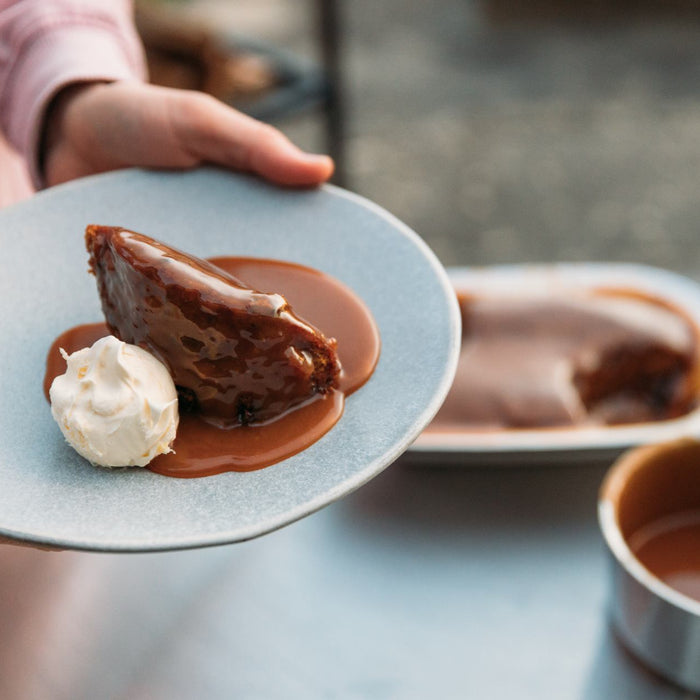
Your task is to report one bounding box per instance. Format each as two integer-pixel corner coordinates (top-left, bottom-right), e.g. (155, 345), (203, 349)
(629, 512), (700, 604)
(44, 257), (380, 478)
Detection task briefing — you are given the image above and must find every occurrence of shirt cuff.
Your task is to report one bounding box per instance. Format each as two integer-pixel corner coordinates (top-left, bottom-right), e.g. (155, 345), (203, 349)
(4, 23), (146, 189)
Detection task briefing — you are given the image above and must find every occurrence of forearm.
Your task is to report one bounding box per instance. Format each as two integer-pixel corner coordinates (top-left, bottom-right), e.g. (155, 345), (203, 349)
(0, 0), (146, 187)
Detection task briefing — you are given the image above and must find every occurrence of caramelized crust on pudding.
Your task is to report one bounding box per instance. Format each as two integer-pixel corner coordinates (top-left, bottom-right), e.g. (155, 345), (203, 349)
(85, 225), (341, 427)
(430, 292), (699, 431)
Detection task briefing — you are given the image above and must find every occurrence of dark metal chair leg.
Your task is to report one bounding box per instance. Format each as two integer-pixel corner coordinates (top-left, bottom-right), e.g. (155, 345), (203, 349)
(317, 0), (348, 188)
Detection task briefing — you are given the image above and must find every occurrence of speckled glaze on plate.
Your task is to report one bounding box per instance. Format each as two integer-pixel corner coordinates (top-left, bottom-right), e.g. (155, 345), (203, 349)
(410, 263), (700, 466)
(0, 167), (460, 552)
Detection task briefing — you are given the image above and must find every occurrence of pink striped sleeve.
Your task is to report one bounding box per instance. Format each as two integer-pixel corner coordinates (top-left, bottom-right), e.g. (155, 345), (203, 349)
(0, 0), (147, 188)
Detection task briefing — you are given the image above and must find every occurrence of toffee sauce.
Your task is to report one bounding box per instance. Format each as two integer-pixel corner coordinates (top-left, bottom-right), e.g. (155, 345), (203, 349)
(44, 258), (380, 478)
(629, 512), (700, 604)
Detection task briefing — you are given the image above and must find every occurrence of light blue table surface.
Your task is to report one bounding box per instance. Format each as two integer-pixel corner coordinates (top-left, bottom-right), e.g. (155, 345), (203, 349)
(0, 454), (688, 700)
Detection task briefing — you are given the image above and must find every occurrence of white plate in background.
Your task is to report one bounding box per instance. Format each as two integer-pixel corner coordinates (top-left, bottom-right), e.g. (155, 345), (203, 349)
(410, 263), (700, 466)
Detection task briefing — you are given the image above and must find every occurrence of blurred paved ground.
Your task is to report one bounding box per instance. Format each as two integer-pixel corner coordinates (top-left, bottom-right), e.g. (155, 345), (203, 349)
(183, 0), (700, 274)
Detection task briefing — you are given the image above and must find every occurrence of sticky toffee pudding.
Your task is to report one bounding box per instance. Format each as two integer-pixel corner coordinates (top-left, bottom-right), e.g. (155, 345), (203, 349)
(45, 227), (380, 477)
(428, 291), (699, 432)
(85, 225), (341, 427)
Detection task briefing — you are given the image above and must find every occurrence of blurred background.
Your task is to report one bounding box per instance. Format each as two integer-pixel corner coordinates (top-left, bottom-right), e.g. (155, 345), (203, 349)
(136, 0), (700, 273)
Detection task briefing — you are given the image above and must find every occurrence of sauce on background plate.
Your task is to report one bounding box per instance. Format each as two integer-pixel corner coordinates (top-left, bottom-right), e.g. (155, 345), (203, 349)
(426, 289), (700, 433)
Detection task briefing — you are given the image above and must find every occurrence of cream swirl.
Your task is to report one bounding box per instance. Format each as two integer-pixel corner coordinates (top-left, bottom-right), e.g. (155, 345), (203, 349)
(50, 335), (178, 467)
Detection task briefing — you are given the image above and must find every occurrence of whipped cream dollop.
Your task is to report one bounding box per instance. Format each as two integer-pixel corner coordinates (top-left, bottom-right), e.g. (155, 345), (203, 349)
(49, 336), (179, 467)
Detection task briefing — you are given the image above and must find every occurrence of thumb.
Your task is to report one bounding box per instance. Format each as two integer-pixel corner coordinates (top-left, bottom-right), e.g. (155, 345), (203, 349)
(170, 91), (334, 186)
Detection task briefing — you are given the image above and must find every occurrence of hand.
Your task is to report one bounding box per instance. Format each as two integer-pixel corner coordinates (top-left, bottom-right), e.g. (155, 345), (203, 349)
(43, 81), (334, 187)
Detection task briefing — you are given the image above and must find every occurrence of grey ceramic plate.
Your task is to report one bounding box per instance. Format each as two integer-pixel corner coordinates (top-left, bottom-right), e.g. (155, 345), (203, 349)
(0, 167), (460, 552)
(410, 263), (700, 466)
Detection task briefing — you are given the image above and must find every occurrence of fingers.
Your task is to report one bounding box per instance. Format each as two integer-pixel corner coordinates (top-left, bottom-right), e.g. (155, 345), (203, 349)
(239, 124), (335, 186)
(170, 91), (334, 186)
(44, 82), (335, 187)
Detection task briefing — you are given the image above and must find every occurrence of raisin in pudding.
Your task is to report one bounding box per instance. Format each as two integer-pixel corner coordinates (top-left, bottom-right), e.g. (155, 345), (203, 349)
(46, 226), (380, 477)
(427, 291), (699, 432)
